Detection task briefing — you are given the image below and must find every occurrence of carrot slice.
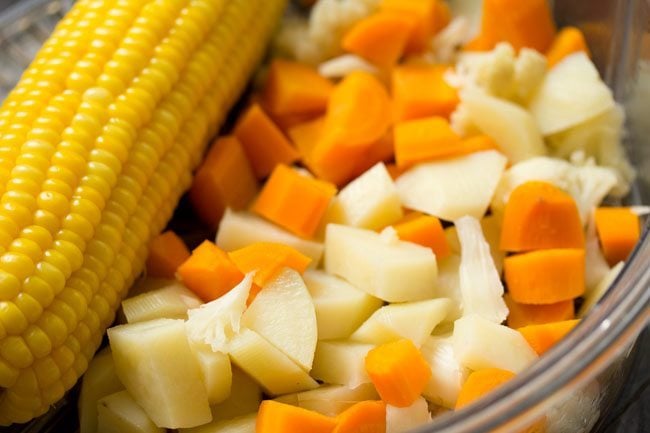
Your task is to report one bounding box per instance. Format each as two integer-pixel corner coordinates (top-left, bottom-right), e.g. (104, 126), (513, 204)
(262, 59), (334, 118)
(518, 319), (580, 355)
(546, 27), (590, 68)
(468, 0), (556, 52)
(145, 231), (191, 279)
(394, 116), (463, 168)
(334, 400), (386, 433)
(257, 400), (337, 433)
(252, 164), (337, 238)
(392, 64), (459, 121)
(380, 0), (450, 53)
(594, 207), (640, 266)
(228, 242), (312, 287)
(504, 248), (585, 304)
(234, 103), (300, 179)
(393, 212), (450, 259)
(365, 339), (431, 408)
(504, 294), (575, 329)
(177, 240), (244, 302)
(455, 368), (515, 409)
(189, 136), (258, 228)
(500, 181), (585, 252)
(342, 12), (416, 68)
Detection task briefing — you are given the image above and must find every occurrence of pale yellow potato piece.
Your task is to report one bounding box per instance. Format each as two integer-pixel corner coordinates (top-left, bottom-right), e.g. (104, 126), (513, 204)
(211, 368), (262, 423)
(97, 390), (164, 433)
(386, 397), (432, 433)
(274, 383), (379, 417)
(193, 346), (232, 405)
(180, 414), (257, 433)
(310, 340), (374, 388)
(420, 335), (469, 409)
(122, 282), (202, 323)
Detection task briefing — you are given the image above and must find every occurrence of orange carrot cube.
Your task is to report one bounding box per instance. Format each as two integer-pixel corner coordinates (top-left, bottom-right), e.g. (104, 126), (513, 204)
(392, 64), (459, 122)
(518, 319), (581, 355)
(229, 242), (312, 287)
(546, 27), (590, 67)
(455, 368), (515, 409)
(334, 400), (386, 433)
(257, 400), (337, 433)
(145, 231), (191, 279)
(504, 294), (575, 329)
(594, 207), (640, 266)
(394, 116), (462, 168)
(380, 0), (450, 53)
(393, 212), (450, 259)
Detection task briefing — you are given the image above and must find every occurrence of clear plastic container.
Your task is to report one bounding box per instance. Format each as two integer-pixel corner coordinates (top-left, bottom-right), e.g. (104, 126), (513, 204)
(0, 0), (648, 432)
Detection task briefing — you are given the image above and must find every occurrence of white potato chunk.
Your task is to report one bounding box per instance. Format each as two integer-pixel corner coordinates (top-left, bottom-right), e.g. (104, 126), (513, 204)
(210, 368), (262, 422)
(122, 282), (202, 323)
(97, 390), (164, 433)
(310, 341), (375, 388)
(192, 346), (232, 405)
(386, 397), (432, 433)
(420, 335), (469, 409)
(179, 413), (257, 433)
(396, 150), (508, 221)
(325, 224), (437, 302)
(303, 270), (383, 340)
(452, 315), (538, 373)
(274, 383), (379, 416)
(108, 319), (211, 429)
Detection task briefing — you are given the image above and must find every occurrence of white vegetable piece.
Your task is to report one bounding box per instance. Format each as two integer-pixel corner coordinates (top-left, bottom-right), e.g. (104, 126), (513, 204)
(108, 319), (211, 429)
(456, 216), (509, 324)
(452, 315), (538, 373)
(350, 299), (451, 347)
(227, 328), (318, 396)
(528, 53), (615, 135)
(242, 268), (318, 371)
(185, 274), (252, 353)
(192, 346), (232, 405)
(310, 341), (375, 388)
(97, 390), (164, 433)
(460, 89), (546, 163)
(318, 54), (380, 79)
(122, 282), (203, 323)
(216, 209), (324, 267)
(434, 255), (463, 322)
(210, 368), (262, 423)
(584, 214), (612, 291)
(386, 397), (432, 433)
(303, 270), (383, 340)
(335, 163), (404, 230)
(79, 347), (125, 433)
(420, 335), (469, 409)
(579, 262), (625, 318)
(448, 0), (482, 39)
(325, 224), (437, 302)
(179, 413), (257, 433)
(395, 150), (508, 221)
(274, 383), (379, 416)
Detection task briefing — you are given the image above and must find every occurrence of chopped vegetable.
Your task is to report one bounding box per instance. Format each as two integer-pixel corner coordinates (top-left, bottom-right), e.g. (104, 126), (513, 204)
(275, 384), (379, 417)
(311, 341), (374, 388)
(121, 281), (202, 324)
(455, 368), (515, 409)
(334, 400), (386, 433)
(394, 117), (462, 168)
(518, 320), (581, 355)
(365, 339), (432, 407)
(385, 396), (432, 433)
(546, 27), (590, 68)
(594, 207), (641, 266)
(393, 212), (450, 259)
(256, 400), (338, 433)
(381, 0), (451, 53)
(228, 242), (312, 287)
(504, 295), (575, 329)
(420, 335), (469, 409)
(145, 231), (191, 279)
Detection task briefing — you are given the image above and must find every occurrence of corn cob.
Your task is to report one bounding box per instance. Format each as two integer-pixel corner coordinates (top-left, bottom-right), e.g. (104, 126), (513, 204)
(0, 0), (287, 425)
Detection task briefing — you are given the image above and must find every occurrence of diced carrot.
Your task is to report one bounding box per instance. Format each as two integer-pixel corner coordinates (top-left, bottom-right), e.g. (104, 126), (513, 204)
(455, 368), (515, 409)
(189, 136), (258, 228)
(262, 59), (334, 118)
(394, 116), (462, 168)
(145, 231), (191, 279)
(365, 339), (431, 408)
(228, 242), (312, 287)
(518, 320), (581, 355)
(504, 294), (575, 329)
(252, 164), (337, 238)
(333, 400), (386, 433)
(393, 212), (450, 259)
(176, 240), (244, 302)
(257, 400), (337, 433)
(342, 12), (416, 68)
(350, 130), (395, 179)
(468, 0), (556, 52)
(594, 207), (640, 266)
(500, 181), (585, 252)
(310, 72), (392, 185)
(273, 111), (323, 133)
(392, 64), (459, 122)
(504, 249), (585, 304)
(234, 103), (300, 179)
(288, 117), (325, 169)
(380, 0), (450, 53)
(546, 27), (590, 68)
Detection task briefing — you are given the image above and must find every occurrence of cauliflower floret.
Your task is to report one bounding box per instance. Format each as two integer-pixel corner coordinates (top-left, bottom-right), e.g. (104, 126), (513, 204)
(514, 48), (547, 102)
(475, 43), (517, 100)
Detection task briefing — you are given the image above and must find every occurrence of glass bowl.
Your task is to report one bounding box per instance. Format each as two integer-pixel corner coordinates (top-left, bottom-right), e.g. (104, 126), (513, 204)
(0, 0), (648, 432)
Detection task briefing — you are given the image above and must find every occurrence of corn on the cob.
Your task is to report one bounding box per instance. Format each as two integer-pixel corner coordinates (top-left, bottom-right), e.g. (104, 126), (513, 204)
(0, 0), (287, 425)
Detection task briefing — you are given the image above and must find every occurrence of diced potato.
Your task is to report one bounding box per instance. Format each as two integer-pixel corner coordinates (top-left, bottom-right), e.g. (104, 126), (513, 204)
(274, 383), (379, 416)
(335, 163), (403, 230)
(325, 224), (437, 302)
(460, 89), (546, 163)
(107, 319), (211, 429)
(310, 341), (375, 388)
(350, 299), (451, 347)
(216, 209), (324, 266)
(242, 268), (317, 370)
(395, 151), (508, 221)
(79, 347), (125, 433)
(303, 270), (383, 340)
(386, 397), (432, 433)
(211, 368), (262, 423)
(97, 390), (164, 433)
(193, 346), (232, 405)
(452, 315), (538, 373)
(180, 413), (257, 433)
(579, 262), (624, 318)
(529, 53), (615, 136)
(420, 335), (468, 409)
(227, 328), (318, 396)
(122, 282), (203, 323)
